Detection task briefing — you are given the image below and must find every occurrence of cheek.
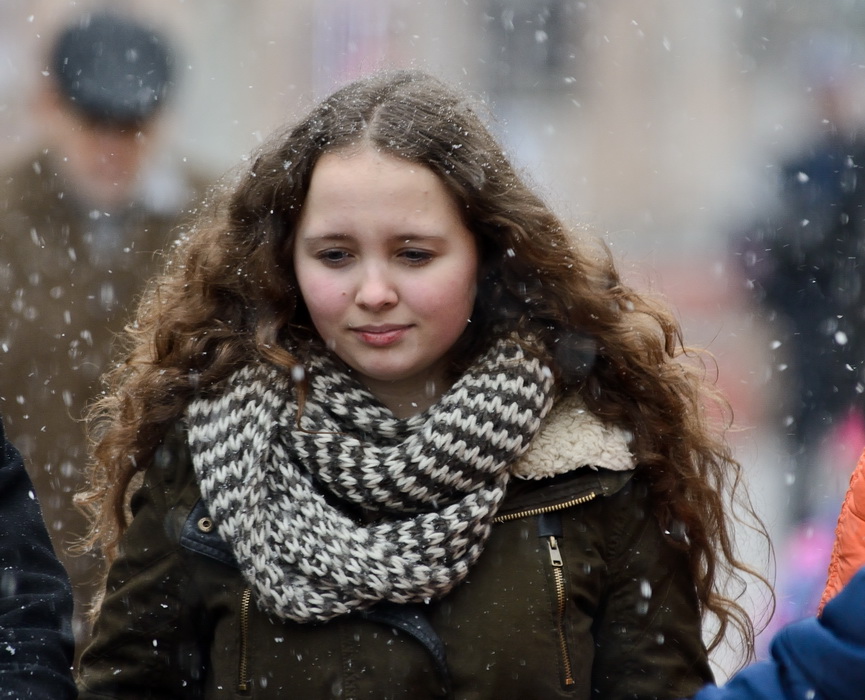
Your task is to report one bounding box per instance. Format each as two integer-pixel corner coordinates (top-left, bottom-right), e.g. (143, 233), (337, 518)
(451, 256), (479, 313)
(113, 142), (147, 170)
(295, 269), (348, 326)
(419, 265), (478, 330)
(449, 274), (477, 317)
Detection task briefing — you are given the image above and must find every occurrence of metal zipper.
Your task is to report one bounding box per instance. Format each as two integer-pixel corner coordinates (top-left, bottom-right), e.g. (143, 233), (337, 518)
(237, 587), (252, 693)
(492, 491), (597, 523)
(494, 493), (597, 687)
(548, 535), (575, 687)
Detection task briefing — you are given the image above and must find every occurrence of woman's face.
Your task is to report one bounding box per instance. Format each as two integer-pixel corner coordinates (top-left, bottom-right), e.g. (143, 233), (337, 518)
(294, 147), (479, 416)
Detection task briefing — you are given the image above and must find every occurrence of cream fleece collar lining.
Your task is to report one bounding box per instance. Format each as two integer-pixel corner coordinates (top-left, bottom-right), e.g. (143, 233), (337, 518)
(511, 392), (635, 480)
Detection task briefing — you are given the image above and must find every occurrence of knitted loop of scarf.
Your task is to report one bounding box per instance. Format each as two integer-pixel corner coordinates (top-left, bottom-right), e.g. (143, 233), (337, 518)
(186, 336), (554, 623)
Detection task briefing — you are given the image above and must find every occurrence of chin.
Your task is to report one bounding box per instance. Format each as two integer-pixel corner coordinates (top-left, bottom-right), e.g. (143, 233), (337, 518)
(360, 368), (411, 382)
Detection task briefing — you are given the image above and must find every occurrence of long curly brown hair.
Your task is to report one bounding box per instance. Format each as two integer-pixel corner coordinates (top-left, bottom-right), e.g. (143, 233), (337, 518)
(78, 69), (771, 662)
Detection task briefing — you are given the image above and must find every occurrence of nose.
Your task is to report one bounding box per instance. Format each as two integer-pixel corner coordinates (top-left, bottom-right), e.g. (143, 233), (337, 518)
(355, 264), (398, 311)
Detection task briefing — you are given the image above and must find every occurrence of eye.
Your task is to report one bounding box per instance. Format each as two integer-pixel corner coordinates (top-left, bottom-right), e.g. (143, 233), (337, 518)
(399, 249), (434, 265)
(315, 249), (351, 266)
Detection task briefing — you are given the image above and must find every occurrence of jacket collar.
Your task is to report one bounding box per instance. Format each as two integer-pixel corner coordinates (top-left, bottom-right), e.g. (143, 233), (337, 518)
(511, 391), (635, 480)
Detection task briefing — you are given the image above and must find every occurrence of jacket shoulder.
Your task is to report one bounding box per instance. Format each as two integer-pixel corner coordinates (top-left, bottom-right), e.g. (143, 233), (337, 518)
(142, 423), (237, 568)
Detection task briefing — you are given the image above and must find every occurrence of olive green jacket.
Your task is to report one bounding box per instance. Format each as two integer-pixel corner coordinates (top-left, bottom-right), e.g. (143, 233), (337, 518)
(78, 417), (713, 699)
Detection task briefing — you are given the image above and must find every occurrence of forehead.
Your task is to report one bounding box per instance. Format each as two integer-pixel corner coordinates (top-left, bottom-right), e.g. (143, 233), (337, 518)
(302, 149), (455, 213)
(312, 147), (433, 180)
(295, 148), (477, 250)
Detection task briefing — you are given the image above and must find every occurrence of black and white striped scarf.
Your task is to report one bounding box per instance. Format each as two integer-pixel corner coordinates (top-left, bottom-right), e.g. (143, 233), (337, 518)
(185, 337), (554, 623)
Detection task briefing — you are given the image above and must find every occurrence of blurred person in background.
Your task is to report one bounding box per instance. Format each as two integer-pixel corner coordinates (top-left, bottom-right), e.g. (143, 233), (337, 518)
(687, 564), (865, 700)
(735, 44), (865, 529)
(732, 38), (865, 637)
(686, 450), (865, 700)
(0, 9), (210, 646)
(819, 446), (865, 613)
(0, 412), (76, 699)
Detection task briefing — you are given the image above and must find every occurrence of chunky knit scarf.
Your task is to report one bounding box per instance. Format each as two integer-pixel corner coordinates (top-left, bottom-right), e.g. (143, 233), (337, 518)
(186, 337), (554, 623)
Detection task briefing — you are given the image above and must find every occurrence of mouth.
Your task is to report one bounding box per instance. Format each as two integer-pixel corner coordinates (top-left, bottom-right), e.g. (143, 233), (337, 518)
(350, 324), (412, 347)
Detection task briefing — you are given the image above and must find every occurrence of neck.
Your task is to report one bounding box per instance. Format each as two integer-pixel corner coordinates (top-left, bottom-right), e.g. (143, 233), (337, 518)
(343, 357), (451, 419)
(363, 380), (442, 419)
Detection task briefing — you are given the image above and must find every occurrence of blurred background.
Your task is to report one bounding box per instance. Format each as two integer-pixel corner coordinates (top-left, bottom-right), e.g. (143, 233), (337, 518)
(3, 0), (865, 678)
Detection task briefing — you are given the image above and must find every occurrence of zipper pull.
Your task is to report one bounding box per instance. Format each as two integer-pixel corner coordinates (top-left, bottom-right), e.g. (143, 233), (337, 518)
(237, 587), (252, 693)
(548, 535), (563, 566)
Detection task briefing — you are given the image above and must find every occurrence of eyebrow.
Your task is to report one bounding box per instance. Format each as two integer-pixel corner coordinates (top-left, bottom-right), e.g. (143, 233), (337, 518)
(299, 232), (351, 242)
(299, 232), (445, 243)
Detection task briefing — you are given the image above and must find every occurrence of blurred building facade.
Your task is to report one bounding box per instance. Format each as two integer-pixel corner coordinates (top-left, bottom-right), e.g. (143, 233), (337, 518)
(2, 0), (861, 249)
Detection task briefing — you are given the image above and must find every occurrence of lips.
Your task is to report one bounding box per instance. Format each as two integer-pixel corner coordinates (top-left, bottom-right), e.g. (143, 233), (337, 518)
(351, 324), (411, 347)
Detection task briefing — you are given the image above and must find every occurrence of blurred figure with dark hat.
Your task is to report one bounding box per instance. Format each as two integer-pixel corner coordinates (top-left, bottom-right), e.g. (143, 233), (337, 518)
(51, 10), (173, 126)
(0, 9), (211, 649)
(37, 10), (180, 212)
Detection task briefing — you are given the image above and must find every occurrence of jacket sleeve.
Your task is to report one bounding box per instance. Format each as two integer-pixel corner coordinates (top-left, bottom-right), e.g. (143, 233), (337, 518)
(0, 416), (76, 699)
(691, 565), (865, 700)
(76, 436), (209, 699)
(819, 447), (865, 613)
(590, 475), (714, 700)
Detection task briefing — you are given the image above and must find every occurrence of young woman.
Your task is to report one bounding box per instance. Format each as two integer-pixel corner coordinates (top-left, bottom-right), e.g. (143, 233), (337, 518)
(76, 70), (768, 699)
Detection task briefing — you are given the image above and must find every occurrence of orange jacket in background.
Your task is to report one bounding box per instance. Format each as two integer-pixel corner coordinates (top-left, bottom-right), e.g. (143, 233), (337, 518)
(819, 447), (865, 613)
